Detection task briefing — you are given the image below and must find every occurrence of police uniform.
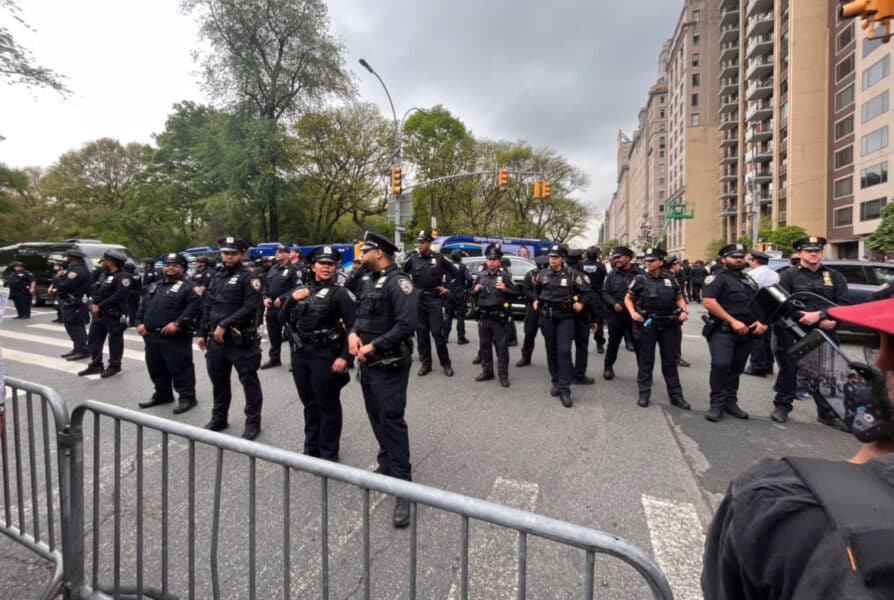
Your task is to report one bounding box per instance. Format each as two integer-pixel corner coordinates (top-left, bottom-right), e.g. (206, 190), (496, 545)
(602, 246), (640, 379)
(79, 250), (135, 378)
(442, 250), (471, 344)
(471, 244), (519, 387)
(55, 250), (92, 359)
(281, 246), (356, 460)
(350, 231), (418, 529)
(690, 262), (708, 302)
(6, 262), (34, 318)
(626, 248), (689, 409)
(771, 237), (849, 427)
(403, 230), (456, 376)
(142, 259), (160, 290)
(581, 247), (607, 353)
(262, 244), (302, 369)
(136, 253), (203, 413)
(566, 249), (595, 384)
(702, 244), (764, 422)
(500, 256), (519, 346)
(517, 255), (549, 366)
(49, 262), (66, 322)
(664, 256), (692, 368)
(200, 237), (265, 440)
(535, 243), (590, 407)
(190, 258), (213, 295)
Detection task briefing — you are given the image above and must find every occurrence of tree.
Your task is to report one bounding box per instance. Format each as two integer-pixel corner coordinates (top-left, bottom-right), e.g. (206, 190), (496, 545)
(182, 0), (353, 240)
(0, 164), (60, 243)
(706, 238), (727, 260)
(762, 224), (807, 255)
(868, 203), (894, 256)
(0, 0), (70, 94)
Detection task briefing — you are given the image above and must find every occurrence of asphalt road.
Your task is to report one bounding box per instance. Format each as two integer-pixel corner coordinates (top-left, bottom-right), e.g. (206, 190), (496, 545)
(0, 300), (865, 599)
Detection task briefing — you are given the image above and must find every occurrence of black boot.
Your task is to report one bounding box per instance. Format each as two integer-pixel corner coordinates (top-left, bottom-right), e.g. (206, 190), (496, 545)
(139, 394), (174, 409)
(78, 364), (103, 377)
(516, 356), (531, 367)
(173, 397), (197, 414)
(393, 497), (411, 528)
(559, 392), (573, 408)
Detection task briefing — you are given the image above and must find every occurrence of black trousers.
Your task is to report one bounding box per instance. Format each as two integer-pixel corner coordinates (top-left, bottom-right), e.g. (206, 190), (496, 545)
(206, 339), (263, 426)
(144, 333), (196, 401)
(747, 328), (774, 373)
(11, 292), (31, 317)
(634, 321), (684, 401)
(604, 311), (637, 369)
(442, 295), (466, 340)
(478, 315), (509, 378)
(265, 307), (285, 361)
(62, 304), (89, 353)
(591, 302), (606, 347)
(87, 314), (126, 369)
(360, 360), (412, 481)
(772, 329), (838, 418)
(691, 282), (704, 302)
(540, 314), (574, 393)
(505, 318), (518, 345)
(520, 303), (539, 360)
(291, 345), (348, 459)
(416, 293), (450, 368)
(708, 330), (753, 408)
(572, 315), (590, 377)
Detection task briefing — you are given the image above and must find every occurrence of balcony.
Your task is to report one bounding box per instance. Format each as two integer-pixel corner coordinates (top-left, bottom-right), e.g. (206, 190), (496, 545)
(745, 12), (774, 38)
(745, 120), (773, 143)
(720, 189), (738, 199)
(744, 147), (773, 164)
(746, 101), (773, 122)
(720, 205), (738, 217)
(746, 168), (773, 184)
(719, 42), (739, 63)
(747, 0), (773, 18)
(721, 24), (740, 45)
(719, 170), (738, 182)
(719, 151), (738, 165)
(746, 34), (774, 60)
(745, 77), (774, 101)
(719, 134), (738, 149)
(720, 76), (738, 95)
(719, 95), (738, 112)
(720, 112), (740, 129)
(721, 7), (740, 27)
(745, 55), (774, 80)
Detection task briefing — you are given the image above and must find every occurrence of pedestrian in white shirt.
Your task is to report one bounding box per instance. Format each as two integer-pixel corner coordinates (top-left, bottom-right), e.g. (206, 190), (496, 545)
(743, 250), (779, 377)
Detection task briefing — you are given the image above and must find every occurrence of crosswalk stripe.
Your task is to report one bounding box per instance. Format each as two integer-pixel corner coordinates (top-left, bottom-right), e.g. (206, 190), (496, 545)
(25, 323), (206, 355)
(640, 494), (704, 600)
(2, 348), (101, 380)
(0, 330), (146, 362)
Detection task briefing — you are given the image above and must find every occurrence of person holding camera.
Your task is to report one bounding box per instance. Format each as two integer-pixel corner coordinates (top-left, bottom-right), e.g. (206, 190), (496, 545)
(703, 296), (894, 599)
(771, 237), (849, 429)
(198, 237), (264, 440)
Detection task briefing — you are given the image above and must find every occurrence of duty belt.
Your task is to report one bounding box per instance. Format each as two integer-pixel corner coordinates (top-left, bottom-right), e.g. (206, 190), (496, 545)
(419, 288), (441, 296)
(296, 326), (339, 346)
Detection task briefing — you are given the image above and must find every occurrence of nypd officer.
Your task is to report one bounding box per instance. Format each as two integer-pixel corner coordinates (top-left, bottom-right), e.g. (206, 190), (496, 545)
(136, 253), (203, 414)
(442, 250), (471, 345)
(5, 261), (35, 318)
(403, 230), (456, 377)
(566, 249), (596, 384)
(348, 231), (418, 528)
(56, 249), (92, 361)
(142, 258), (160, 288)
(771, 236), (849, 429)
(190, 256), (213, 296)
(471, 243), (519, 387)
(281, 246), (355, 461)
(581, 246), (607, 354)
(702, 244), (768, 422)
(664, 256), (692, 368)
(198, 237), (265, 440)
(517, 255), (549, 367)
(261, 244), (301, 370)
(602, 246), (640, 380)
(79, 250), (134, 378)
(624, 248), (690, 409)
(534, 243), (590, 407)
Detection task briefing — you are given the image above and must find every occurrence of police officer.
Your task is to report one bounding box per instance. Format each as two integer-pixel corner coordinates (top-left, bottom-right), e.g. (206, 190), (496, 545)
(56, 250), (92, 361)
(442, 249), (471, 345)
(625, 248), (690, 409)
(142, 258), (159, 289)
(190, 256), (213, 296)
(347, 231), (418, 528)
(261, 244), (301, 370)
(281, 246), (355, 461)
(471, 243), (519, 387)
(403, 230), (456, 377)
(124, 262), (142, 326)
(289, 245), (310, 281)
(198, 236), (265, 440)
(690, 261), (708, 302)
(581, 246), (607, 354)
(79, 250), (134, 378)
(534, 243), (590, 407)
(48, 259), (66, 322)
(5, 261), (35, 318)
(566, 249), (596, 384)
(500, 256), (519, 346)
(136, 253), (203, 414)
(770, 236), (849, 429)
(602, 246), (640, 380)
(664, 256), (692, 368)
(517, 255), (549, 367)
(702, 244), (768, 422)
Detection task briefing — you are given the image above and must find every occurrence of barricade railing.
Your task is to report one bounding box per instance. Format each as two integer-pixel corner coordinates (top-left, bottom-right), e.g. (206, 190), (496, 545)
(1, 377), (71, 600)
(65, 400), (674, 600)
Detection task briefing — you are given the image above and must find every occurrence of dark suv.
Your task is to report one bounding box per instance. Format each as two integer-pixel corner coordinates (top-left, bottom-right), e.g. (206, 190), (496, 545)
(0, 240), (138, 305)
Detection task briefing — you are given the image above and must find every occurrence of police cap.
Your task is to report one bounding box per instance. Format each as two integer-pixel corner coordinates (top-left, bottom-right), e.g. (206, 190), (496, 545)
(566, 249), (584, 263)
(64, 249), (85, 260)
(719, 243), (747, 258)
(103, 250), (127, 265)
(10, 261), (24, 267)
(218, 236), (249, 253)
(793, 236), (827, 251)
(309, 245), (341, 264)
(484, 243), (503, 259)
(547, 243), (567, 258)
(664, 255), (678, 268)
(611, 246), (634, 258)
(360, 231), (398, 255)
(643, 247), (667, 261)
(450, 249), (464, 261)
(162, 252), (188, 268)
(275, 243), (290, 253)
(750, 249), (770, 261)
(416, 230), (435, 243)
(586, 245), (601, 257)
(195, 256), (210, 265)
(142, 257), (155, 264)
(535, 255), (550, 267)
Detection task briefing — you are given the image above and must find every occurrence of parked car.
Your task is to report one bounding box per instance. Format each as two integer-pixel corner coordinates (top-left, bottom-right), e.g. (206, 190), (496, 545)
(462, 255), (535, 318)
(0, 240), (138, 305)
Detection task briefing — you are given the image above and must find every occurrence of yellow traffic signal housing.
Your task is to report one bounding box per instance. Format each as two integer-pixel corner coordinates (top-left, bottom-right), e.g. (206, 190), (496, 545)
(498, 168), (509, 187)
(841, 0), (894, 41)
(840, 0), (874, 19)
(542, 181), (552, 198)
(533, 181), (542, 199)
(390, 165), (402, 196)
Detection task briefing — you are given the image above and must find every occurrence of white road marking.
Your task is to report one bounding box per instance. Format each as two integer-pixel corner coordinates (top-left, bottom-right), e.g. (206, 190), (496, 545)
(446, 477), (540, 600)
(640, 494), (704, 600)
(0, 330), (145, 362)
(2, 348), (101, 380)
(26, 323), (205, 353)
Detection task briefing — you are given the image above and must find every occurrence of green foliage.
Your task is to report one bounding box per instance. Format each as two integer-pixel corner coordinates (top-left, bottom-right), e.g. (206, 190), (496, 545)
(762, 225), (808, 254)
(736, 234), (753, 250)
(0, 0), (70, 95)
(706, 238), (727, 259)
(599, 239), (623, 256)
(868, 203), (894, 255)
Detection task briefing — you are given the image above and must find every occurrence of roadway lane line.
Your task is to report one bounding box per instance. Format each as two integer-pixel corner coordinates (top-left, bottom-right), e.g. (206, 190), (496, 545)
(26, 323), (206, 353)
(2, 308), (56, 317)
(0, 330), (145, 362)
(640, 494), (704, 600)
(2, 348), (101, 380)
(446, 477), (540, 600)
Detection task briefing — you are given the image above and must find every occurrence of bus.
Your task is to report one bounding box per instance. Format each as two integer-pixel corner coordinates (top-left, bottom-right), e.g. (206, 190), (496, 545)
(431, 234), (551, 257)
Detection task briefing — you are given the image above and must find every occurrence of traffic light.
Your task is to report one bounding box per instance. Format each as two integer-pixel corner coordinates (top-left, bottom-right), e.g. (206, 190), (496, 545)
(840, 0), (874, 19)
(840, 0), (894, 41)
(390, 165), (402, 196)
(533, 181), (542, 199)
(498, 168), (509, 187)
(542, 181), (552, 198)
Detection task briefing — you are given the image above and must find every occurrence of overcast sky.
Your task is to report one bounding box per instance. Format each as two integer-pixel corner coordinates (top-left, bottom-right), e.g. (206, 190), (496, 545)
(1, 0), (682, 235)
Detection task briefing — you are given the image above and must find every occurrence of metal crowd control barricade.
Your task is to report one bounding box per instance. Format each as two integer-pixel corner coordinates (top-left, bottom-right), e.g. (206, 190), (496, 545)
(1, 377), (71, 600)
(64, 400), (674, 600)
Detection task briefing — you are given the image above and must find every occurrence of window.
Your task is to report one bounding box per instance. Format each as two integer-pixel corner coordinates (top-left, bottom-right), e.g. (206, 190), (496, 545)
(658, 204), (665, 212)
(659, 191), (665, 199)
(690, 113), (700, 126)
(692, 9), (701, 21)
(833, 206), (853, 228)
(659, 150), (665, 158)
(835, 84), (855, 111)
(835, 115), (854, 140)
(864, 36), (884, 58)
(836, 265), (869, 284)
(692, 53), (700, 66)
(692, 73), (700, 86)
(870, 267), (894, 285)
(861, 126), (889, 156)
(836, 54), (855, 82)
(659, 109), (665, 118)
(659, 177), (665, 185)
(693, 33), (701, 46)
(862, 90), (889, 123)
(835, 145), (854, 169)
(834, 177), (853, 198)
(860, 197), (887, 221)
(861, 162), (888, 188)
(691, 93), (699, 107)
(660, 95), (666, 104)
(659, 136), (666, 148)
(862, 55), (890, 90)
(837, 25), (854, 51)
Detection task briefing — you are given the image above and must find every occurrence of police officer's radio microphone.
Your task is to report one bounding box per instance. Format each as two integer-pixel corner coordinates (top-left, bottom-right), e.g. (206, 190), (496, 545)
(749, 284), (890, 443)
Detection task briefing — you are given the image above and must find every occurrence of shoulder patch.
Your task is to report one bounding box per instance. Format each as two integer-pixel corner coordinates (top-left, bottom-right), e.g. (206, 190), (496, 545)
(121, 278), (131, 287)
(68, 271), (78, 279)
(251, 278), (262, 291)
(704, 275), (716, 285)
(398, 277), (414, 295)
